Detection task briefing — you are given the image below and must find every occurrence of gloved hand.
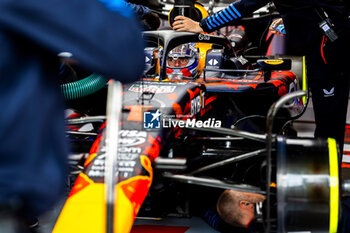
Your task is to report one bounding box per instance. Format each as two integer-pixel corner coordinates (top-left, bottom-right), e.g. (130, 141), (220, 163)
(143, 12), (160, 30)
(269, 18), (286, 36)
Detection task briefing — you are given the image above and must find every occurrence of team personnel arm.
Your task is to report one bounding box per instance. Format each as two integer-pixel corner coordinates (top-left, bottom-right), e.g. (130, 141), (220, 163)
(128, 3), (151, 18)
(174, 0), (270, 33)
(0, 0), (144, 82)
(173, 16), (204, 33)
(269, 18), (285, 36)
(127, 3), (161, 30)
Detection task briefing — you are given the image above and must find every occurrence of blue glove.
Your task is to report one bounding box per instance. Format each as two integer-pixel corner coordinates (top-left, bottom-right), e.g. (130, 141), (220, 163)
(274, 24), (286, 35)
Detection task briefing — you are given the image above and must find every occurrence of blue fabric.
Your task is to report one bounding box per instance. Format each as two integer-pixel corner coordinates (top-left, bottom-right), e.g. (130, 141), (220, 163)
(98, 0), (133, 18)
(203, 210), (222, 230)
(0, 0), (144, 216)
(200, 0), (348, 33)
(274, 24), (286, 35)
(207, 16), (218, 27)
(214, 13), (225, 25)
(202, 209), (250, 233)
(226, 6), (238, 19)
(128, 3), (151, 19)
(230, 5), (242, 17)
(222, 10), (233, 21)
(218, 12), (229, 23)
(201, 0), (269, 32)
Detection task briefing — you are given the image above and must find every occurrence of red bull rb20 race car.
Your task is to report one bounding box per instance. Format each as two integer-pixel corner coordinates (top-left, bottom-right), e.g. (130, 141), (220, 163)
(53, 30), (346, 233)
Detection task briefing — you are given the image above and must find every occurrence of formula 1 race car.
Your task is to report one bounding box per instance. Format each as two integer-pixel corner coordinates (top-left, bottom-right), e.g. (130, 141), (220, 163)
(52, 29), (347, 233)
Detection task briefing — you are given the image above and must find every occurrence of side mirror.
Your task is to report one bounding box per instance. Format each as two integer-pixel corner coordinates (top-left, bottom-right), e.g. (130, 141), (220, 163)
(257, 59), (292, 71)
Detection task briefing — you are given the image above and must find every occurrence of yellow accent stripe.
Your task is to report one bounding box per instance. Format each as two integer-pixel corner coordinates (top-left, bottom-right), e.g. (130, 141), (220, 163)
(302, 56), (307, 104)
(328, 138), (339, 233)
(168, 8), (173, 27)
(195, 3), (209, 18)
(195, 43), (212, 76)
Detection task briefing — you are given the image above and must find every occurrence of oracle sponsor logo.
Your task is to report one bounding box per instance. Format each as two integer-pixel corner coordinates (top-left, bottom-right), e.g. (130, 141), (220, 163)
(129, 84), (176, 93)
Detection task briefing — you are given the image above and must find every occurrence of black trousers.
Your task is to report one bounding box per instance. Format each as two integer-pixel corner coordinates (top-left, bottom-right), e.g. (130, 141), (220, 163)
(340, 196), (350, 233)
(306, 22), (350, 156)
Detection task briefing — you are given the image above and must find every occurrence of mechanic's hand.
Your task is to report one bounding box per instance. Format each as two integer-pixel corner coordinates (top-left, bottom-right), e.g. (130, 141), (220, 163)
(269, 18), (285, 36)
(172, 15), (203, 33)
(143, 12), (161, 30)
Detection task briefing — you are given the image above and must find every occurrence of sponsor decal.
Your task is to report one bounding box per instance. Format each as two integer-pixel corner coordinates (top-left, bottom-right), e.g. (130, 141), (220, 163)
(119, 130), (147, 138)
(129, 84), (176, 93)
(198, 34), (210, 41)
(190, 92), (205, 117)
(264, 60), (284, 65)
(208, 59), (219, 66)
(87, 153), (106, 178)
(118, 147), (141, 161)
(118, 147), (141, 153)
(86, 152), (140, 178)
(119, 137), (146, 146)
(85, 130), (149, 180)
(237, 55), (248, 65)
(117, 145), (140, 177)
(119, 130), (148, 146)
(229, 79), (258, 83)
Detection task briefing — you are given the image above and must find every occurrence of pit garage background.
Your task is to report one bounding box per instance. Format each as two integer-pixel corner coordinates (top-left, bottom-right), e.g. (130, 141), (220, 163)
(37, 1), (350, 232)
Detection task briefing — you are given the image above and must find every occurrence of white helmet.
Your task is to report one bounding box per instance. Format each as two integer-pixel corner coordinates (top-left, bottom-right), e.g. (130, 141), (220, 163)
(166, 43), (199, 78)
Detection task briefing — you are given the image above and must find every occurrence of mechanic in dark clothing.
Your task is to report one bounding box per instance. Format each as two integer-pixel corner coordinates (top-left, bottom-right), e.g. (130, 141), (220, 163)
(190, 187), (246, 232)
(0, 0), (144, 232)
(190, 186), (265, 233)
(173, 0), (350, 232)
(128, 3), (161, 30)
(174, 0), (350, 160)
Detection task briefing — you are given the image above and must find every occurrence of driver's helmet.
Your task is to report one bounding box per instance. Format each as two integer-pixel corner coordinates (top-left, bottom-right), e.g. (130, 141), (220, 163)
(166, 43), (199, 78)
